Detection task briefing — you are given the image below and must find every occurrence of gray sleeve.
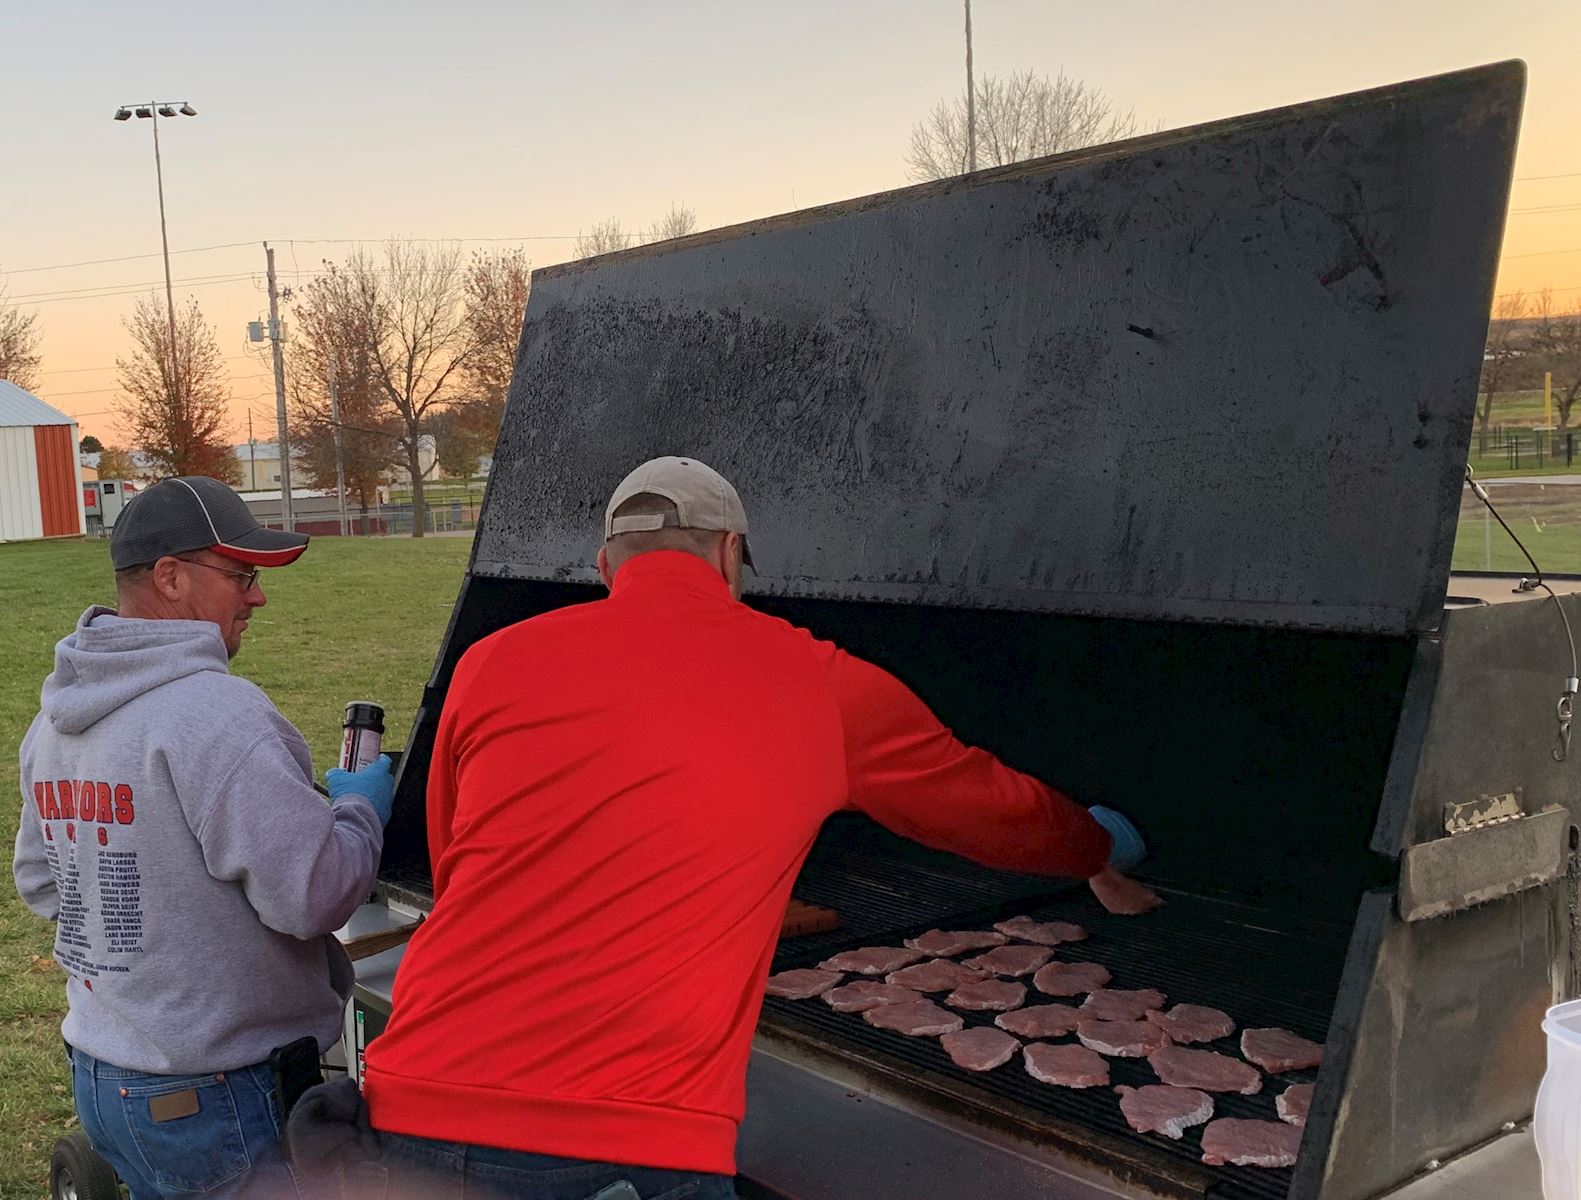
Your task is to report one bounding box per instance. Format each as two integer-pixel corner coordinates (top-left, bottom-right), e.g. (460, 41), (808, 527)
(190, 732), (384, 939)
(12, 794), (59, 921)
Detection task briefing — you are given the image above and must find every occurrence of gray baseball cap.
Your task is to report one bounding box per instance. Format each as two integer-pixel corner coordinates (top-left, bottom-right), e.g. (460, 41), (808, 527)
(604, 456), (754, 567)
(110, 476), (310, 570)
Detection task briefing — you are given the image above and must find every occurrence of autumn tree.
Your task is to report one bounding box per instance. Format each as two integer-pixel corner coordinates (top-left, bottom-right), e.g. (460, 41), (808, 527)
(115, 295), (240, 484)
(0, 273), (42, 391)
(339, 241), (478, 536)
(287, 263), (402, 511)
(457, 246), (532, 453)
(432, 409), (486, 480)
(1478, 292), (1532, 454)
(906, 69), (1149, 181)
(94, 446), (140, 480)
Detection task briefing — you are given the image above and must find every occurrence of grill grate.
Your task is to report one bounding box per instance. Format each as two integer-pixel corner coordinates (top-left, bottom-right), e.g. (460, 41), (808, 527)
(767, 820), (1349, 1200)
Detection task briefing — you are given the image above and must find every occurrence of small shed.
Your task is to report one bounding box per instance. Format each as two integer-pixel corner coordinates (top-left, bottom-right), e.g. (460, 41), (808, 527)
(0, 380), (87, 541)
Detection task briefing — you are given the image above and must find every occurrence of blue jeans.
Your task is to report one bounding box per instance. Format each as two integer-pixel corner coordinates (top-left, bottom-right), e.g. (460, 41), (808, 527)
(71, 1046), (302, 1200)
(380, 1132), (738, 1200)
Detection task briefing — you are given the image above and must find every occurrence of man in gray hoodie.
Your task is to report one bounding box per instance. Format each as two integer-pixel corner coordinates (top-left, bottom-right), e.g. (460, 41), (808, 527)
(12, 476), (393, 1200)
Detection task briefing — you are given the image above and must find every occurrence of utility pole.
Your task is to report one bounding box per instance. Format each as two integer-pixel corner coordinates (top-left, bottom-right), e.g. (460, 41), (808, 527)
(329, 363), (349, 536)
(247, 411), (257, 490)
(264, 243), (294, 532)
(965, 0), (977, 173)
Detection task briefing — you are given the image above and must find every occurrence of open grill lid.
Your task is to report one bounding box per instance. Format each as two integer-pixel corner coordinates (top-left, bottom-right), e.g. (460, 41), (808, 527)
(476, 62), (1521, 636)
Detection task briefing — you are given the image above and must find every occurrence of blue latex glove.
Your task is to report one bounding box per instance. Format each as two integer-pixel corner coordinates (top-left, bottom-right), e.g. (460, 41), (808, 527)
(326, 754), (395, 826)
(1089, 805), (1146, 872)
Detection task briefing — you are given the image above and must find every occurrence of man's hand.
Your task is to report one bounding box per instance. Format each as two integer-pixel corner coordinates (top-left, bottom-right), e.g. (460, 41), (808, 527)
(1089, 865), (1163, 915)
(326, 755), (395, 826)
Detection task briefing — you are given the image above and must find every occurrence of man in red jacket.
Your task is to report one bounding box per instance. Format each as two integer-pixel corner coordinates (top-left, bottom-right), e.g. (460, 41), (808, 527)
(362, 456), (1158, 1199)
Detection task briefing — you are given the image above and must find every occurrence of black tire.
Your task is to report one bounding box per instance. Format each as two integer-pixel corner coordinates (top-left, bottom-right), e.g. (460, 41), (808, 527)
(50, 1132), (121, 1200)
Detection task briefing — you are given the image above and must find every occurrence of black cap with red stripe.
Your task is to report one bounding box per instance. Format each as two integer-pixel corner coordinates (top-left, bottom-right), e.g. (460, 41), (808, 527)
(109, 476), (310, 570)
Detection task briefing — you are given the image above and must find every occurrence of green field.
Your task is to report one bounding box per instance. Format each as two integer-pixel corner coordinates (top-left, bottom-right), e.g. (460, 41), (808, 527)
(0, 536), (471, 1197)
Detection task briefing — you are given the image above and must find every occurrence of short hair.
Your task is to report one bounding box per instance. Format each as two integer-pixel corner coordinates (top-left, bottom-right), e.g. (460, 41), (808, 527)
(603, 494), (724, 572)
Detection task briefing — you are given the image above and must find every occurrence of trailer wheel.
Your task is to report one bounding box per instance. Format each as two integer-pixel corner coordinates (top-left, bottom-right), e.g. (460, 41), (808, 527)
(50, 1132), (120, 1200)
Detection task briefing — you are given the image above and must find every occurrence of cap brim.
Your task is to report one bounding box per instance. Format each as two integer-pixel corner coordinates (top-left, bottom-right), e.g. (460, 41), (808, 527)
(211, 527), (310, 567)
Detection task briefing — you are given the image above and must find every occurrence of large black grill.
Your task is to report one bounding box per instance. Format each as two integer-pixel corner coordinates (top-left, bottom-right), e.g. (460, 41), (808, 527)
(766, 818), (1346, 1200)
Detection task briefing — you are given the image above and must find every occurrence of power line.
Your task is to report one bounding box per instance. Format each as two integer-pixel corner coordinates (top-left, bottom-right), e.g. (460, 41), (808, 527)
(1511, 203), (1581, 216)
(24, 275), (261, 306)
(11, 271), (257, 302)
(1507, 247), (1581, 260)
(1517, 171), (1581, 183)
(3, 241), (258, 275)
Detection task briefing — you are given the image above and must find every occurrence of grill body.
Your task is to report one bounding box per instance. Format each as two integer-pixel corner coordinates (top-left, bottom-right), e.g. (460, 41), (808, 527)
(377, 61), (1567, 1199)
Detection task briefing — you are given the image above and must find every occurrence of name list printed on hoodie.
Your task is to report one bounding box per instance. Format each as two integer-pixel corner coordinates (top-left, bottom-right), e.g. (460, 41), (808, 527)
(43, 840), (143, 980)
(99, 852), (145, 954)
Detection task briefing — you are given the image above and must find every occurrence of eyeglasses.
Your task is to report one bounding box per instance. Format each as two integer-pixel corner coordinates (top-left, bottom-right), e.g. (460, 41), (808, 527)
(174, 557), (261, 591)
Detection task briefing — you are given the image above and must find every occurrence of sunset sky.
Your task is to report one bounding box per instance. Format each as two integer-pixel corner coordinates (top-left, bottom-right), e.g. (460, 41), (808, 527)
(3, 0), (1579, 446)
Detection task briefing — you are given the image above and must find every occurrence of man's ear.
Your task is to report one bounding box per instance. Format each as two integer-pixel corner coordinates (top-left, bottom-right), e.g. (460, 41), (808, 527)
(720, 531), (745, 599)
(596, 544), (615, 590)
(147, 556), (185, 601)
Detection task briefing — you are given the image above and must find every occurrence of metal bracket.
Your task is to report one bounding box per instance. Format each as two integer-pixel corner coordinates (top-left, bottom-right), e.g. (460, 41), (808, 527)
(1401, 804), (1572, 922)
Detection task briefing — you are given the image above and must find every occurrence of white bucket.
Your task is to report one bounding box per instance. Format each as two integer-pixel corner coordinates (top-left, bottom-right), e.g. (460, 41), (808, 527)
(1537, 999), (1581, 1198)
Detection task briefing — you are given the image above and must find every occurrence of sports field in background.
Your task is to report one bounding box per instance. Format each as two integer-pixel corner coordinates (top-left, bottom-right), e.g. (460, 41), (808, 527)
(0, 535), (471, 1196)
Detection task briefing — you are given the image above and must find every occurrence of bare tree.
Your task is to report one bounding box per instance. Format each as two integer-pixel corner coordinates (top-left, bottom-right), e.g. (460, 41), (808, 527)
(458, 246), (532, 451)
(647, 203), (698, 244)
(287, 263), (403, 512)
(341, 241), (478, 537)
(1478, 292), (1532, 454)
(574, 219), (634, 259)
(0, 273), (42, 391)
(1531, 288), (1581, 432)
(115, 295), (240, 484)
(906, 69), (1149, 182)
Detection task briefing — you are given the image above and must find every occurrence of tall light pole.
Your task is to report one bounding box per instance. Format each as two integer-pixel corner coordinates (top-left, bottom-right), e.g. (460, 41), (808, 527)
(964, 1), (977, 173)
(114, 101), (196, 437)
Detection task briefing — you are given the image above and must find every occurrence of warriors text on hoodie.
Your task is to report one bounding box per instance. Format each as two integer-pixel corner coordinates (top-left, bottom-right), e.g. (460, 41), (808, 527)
(11, 607), (383, 1074)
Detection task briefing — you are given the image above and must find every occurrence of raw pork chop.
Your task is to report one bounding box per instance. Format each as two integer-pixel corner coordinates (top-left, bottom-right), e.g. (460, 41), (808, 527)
(1242, 1028), (1325, 1073)
(1077, 1018), (1170, 1057)
(1148, 1045), (1262, 1095)
(765, 968), (844, 999)
(1200, 1118), (1303, 1168)
(1024, 1042), (1110, 1088)
(863, 999), (964, 1036)
(1032, 961), (1112, 996)
(993, 915), (1089, 945)
(904, 929), (1007, 957)
(995, 1004), (1083, 1038)
(1277, 1083), (1314, 1128)
(819, 946), (924, 975)
(963, 944), (1055, 977)
(823, 981), (923, 1013)
(886, 960), (989, 993)
(1147, 1004), (1235, 1045)
(945, 979), (1027, 1011)
(1115, 1085), (1214, 1139)
(940, 1026), (1021, 1072)
(1080, 988), (1167, 1021)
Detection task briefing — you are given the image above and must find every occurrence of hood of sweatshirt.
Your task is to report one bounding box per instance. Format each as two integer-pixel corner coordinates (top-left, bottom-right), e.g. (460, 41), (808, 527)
(41, 606), (233, 736)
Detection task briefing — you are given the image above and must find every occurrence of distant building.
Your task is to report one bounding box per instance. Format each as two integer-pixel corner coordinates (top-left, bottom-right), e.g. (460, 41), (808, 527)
(235, 441), (284, 490)
(388, 434), (439, 485)
(0, 380), (86, 542)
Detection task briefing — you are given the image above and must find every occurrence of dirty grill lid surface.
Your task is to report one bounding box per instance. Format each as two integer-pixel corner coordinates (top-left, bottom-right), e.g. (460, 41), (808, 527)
(476, 63), (1520, 636)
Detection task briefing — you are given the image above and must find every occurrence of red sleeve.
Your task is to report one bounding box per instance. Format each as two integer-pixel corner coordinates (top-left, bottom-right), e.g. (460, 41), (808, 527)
(818, 641), (1111, 879)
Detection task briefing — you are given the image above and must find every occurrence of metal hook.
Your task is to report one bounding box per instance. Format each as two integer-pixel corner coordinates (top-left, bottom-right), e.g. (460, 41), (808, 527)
(1556, 692), (1574, 763)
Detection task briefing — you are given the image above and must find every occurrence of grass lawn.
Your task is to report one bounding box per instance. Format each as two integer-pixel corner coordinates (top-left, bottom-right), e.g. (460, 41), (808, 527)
(0, 535), (471, 1197)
